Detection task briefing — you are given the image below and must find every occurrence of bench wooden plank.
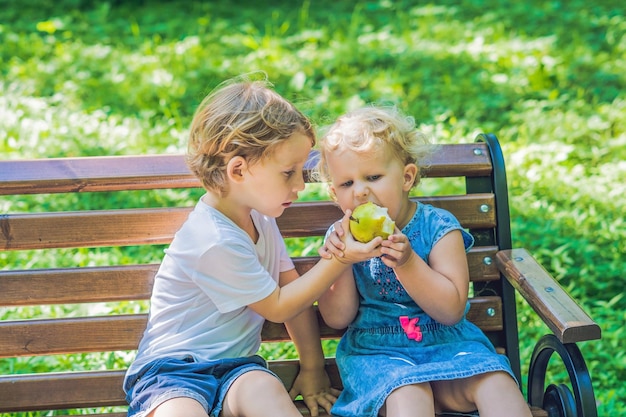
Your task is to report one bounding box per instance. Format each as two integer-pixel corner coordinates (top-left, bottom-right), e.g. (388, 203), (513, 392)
(0, 154), (198, 196)
(496, 249), (601, 343)
(0, 144), (491, 196)
(0, 315), (148, 357)
(0, 297), (502, 358)
(0, 208), (190, 251)
(0, 370), (128, 412)
(0, 195), (495, 251)
(0, 365), (548, 416)
(0, 265), (159, 306)
(0, 248), (500, 307)
(467, 246), (500, 282)
(0, 248), (498, 308)
(0, 360), (339, 413)
(293, 248), (500, 284)
(0, 359), (547, 417)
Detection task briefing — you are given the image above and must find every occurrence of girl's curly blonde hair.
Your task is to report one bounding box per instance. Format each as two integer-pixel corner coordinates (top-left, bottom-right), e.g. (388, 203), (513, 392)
(186, 75), (315, 195)
(315, 105), (435, 188)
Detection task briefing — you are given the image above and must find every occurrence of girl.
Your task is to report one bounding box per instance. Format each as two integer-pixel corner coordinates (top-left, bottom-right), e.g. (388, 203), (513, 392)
(123, 76), (381, 417)
(316, 106), (532, 417)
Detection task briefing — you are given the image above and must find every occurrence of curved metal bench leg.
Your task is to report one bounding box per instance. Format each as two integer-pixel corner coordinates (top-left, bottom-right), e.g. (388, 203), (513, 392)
(528, 334), (598, 417)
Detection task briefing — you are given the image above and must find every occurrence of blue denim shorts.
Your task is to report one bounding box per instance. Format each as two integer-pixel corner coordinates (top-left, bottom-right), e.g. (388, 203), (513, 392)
(124, 355), (274, 417)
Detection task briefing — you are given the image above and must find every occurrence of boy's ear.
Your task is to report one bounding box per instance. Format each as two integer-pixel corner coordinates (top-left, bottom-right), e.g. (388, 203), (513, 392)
(403, 163), (418, 191)
(227, 156), (248, 183)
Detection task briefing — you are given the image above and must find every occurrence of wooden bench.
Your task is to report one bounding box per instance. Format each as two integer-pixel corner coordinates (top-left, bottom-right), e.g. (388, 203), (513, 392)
(0, 133), (601, 417)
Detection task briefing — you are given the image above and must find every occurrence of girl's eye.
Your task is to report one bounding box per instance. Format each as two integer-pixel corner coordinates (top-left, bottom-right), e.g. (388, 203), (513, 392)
(367, 175), (381, 181)
(340, 180), (353, 188)
(284, 170), (295, 178)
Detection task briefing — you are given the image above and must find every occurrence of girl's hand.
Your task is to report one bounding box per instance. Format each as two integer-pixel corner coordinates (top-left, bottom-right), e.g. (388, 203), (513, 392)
(379, 226), (416, 269)
(325, 210), (383, 263)
(337, 210), (383, 264)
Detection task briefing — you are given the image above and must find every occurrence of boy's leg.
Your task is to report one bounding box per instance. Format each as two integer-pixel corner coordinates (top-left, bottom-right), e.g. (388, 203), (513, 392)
(379, 382), (434, 417)
(148, 397), (208, 417)
(221, 370), (301, 417)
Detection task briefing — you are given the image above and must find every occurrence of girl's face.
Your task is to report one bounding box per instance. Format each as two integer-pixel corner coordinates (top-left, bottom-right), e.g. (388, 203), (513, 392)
(242, 131), (312, 218)
(325, 144), (417, 227)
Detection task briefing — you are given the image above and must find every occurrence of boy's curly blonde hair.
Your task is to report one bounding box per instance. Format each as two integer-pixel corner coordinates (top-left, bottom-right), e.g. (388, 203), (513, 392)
(316, 105), (435, 188)
(186, 76), (315, 195)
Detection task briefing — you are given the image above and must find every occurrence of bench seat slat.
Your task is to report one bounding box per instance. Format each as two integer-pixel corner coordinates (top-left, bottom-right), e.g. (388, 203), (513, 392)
(0, 360), (340, 413)
(0, 247), (498, 307)
(0, 298), (502, 357)
(0, 361), (547, 417)
(32, 409), (546, 417)
(0, 144), (491, 196)
(0, 195), (495, 251)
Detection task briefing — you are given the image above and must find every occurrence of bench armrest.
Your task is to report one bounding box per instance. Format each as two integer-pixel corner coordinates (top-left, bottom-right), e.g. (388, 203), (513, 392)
(495, 248), (601, 344)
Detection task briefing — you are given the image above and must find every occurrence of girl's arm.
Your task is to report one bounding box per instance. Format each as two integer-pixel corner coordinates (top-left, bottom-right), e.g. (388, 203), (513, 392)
(316, 222), (360, 329)
(280, 268), (341, 416)
(317, 268), (359, 329)
(382, 230), (470, 325)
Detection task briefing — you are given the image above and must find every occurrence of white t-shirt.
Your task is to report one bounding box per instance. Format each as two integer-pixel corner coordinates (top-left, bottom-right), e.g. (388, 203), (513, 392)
(127, 197), (294, 375)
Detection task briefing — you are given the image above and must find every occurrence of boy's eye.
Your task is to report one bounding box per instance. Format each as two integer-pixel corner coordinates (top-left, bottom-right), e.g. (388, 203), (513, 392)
(340, 180), (353, 188)
(367, 175), (381, 181)
(284, 170), (295, 178)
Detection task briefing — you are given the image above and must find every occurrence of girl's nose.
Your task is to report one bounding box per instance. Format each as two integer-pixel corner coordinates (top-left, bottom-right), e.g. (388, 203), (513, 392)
(355, 182), (369, 198)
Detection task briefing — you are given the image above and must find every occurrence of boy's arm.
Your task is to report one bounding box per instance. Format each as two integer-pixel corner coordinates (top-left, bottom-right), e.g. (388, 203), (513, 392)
(249, 213), (381, 323)
(280, 268), (341, 417)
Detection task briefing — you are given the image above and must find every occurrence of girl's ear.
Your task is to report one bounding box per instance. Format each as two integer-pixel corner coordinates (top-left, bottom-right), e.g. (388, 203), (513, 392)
(403, 163), (418, 191)
(227, 156), (248, 183)
(328, 184), (338, 202)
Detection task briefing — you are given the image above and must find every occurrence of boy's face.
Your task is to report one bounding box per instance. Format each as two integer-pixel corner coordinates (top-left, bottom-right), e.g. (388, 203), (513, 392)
(243, 132), (312, 218)
(326, 144), (414, 223)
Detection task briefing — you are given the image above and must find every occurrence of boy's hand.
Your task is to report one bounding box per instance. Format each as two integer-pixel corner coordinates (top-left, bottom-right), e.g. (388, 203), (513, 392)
(318, 216), (346, 259)
(289, 367), (341, 416)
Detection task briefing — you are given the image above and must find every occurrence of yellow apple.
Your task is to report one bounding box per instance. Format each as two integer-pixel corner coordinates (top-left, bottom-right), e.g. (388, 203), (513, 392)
(349, 202), (395, 243)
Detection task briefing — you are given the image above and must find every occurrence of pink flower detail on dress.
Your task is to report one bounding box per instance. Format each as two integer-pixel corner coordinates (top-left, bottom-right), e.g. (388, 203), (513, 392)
(399, 315), (422, 342)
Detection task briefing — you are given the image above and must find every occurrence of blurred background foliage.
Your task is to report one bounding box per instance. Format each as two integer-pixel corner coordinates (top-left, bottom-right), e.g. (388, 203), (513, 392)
(1, 0), (624, 414)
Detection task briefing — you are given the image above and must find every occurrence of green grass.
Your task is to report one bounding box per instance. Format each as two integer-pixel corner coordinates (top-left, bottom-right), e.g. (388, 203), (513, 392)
(1, 0), (624, 414)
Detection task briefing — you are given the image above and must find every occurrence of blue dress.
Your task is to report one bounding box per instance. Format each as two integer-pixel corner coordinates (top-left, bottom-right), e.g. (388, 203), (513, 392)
(331, 203), (515, 417)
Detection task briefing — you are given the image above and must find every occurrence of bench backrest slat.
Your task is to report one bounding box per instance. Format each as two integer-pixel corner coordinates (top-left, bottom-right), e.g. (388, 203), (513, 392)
(0, 154), (198, 196)
(1, 195), (495, 251)
(0, 370), (134, 411)
(0, 248), (499, 307)
(0, 297), (503, 358)
(0, 265), (159, 306)
(0, 144), (491, 196)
